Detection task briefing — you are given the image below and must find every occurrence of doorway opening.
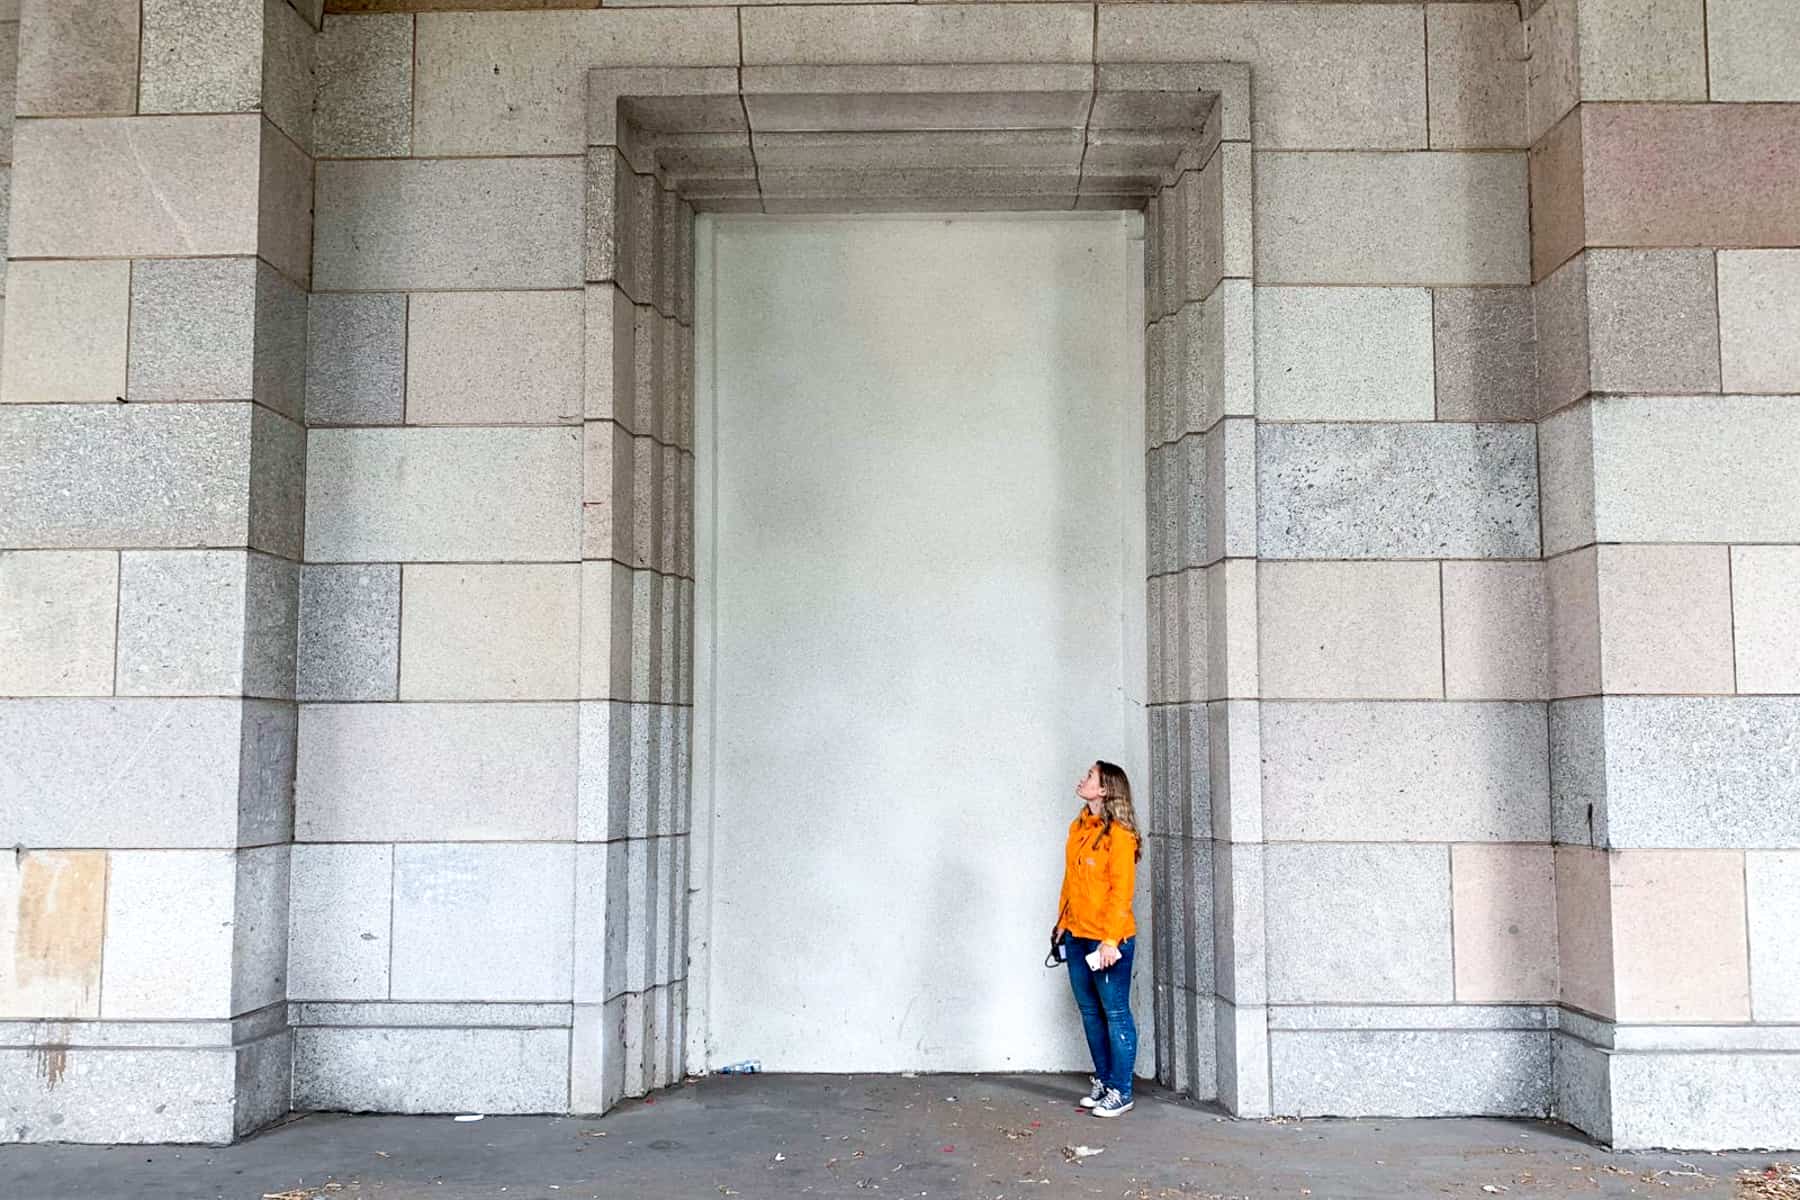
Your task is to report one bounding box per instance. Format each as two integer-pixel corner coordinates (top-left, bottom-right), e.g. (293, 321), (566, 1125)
(692, 211), (1150, 1074)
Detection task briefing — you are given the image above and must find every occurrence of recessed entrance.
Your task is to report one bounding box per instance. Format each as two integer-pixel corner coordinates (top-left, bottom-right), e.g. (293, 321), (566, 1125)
(692, 212), (1150, 1073)
(580, 58), (1248, 1113)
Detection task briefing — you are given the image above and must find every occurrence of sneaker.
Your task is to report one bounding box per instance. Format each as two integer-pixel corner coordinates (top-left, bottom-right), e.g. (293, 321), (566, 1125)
(1077, 1076), (1106, 1109)
(1091, 1087), (1134, 1118)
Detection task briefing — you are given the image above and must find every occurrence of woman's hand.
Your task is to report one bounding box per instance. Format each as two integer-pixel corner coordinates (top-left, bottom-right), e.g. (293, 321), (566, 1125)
(1096, 941), (1122, 969)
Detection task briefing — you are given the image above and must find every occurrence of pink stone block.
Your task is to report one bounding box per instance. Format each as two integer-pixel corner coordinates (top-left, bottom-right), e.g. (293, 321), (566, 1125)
(1529, 106), (1584, 282)
(1611, 849), (1750, 1023)
(1452, 844), (1558, 1003)
(1583, 103), (1800, 253)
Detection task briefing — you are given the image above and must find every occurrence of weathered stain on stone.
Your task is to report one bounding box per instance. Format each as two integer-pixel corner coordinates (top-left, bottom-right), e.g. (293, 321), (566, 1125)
(36, 1044), (69, 1091)
(7, 851), (108, 1022)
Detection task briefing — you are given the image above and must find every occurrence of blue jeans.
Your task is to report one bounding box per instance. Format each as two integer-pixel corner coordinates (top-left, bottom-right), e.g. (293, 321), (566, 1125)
(1064, 933), (1136, 1099)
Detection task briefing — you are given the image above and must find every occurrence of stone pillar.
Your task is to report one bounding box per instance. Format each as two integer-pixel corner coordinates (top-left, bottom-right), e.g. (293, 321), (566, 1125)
(575, 66), (713, 1112)
(0, 0), (316, 1144)
(1527, 0), (1800, 1150)
(1138, 63), (1258, 1114)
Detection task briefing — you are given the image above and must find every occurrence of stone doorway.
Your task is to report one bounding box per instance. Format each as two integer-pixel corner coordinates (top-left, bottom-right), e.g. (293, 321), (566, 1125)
(574, 60), (1254, 1115)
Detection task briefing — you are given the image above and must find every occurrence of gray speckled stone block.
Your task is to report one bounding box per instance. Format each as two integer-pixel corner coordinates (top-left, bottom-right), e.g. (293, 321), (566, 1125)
(1271, 1029), (1551, 1117)
(1552, 1031), (1613, 1144)
(292, 1026), (570, 1115)
(1261, 702), (1549, 842)
(128, 257), (257, 399)
(0, 1044), (239, 1144)
(256, 118), (315, 290)
(314, 158), (583, 292)
(573, 841), (631, 1004)
(287, 843), (392, 1002)
(391, 843), (575, 1003)
(1214, 999), (1271, 1118)
(261, 0), (315, 152)
(1208, 417), (1257, 560)
(248, 406), (305, 562)
(1537, 400), (1596, 557)
(1609, 1051), (1800, 1151)
(1549, 697), (1608, 846)
(1586, 249), (1720, 395)
(1265, 843), (1453, 1004)
(316, 13), (411, 158)
(229, 844), (290, 1014)
(577, 700), (632, 842)
(243, 552), (299, 700)
(1257, 422), (1540, 559)
(0, 404), (252, 550)
(305, 427), (581, 564)
(138, 0), (262, 118)
(306, 293), (406, 427)
(296, 563), (400, 702)
(1213, 841), (1267, 1007)
(1253, 151), (1527, 286)
(253, 263), (309, 425)
(95, 544), (236, 693)
(235, 699), (298, 848)
(1599, 695), (1800, 849)
(295, 702), (577, 842)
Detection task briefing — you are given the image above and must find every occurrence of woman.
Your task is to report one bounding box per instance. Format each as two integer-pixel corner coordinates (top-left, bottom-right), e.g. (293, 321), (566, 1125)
(1053, 760), (1141, 1118)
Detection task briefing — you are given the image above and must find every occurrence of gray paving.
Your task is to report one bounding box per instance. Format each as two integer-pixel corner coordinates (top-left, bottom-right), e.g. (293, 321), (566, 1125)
(0, 1073), (1782, 1200)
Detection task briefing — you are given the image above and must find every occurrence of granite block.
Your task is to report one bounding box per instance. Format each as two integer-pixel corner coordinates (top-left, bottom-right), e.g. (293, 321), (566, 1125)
(304, 427), (582, 563)
(1254, 287), (1434, 422)
(292, 1025), (569, 1114)
(1258, 422), (1539, 560)
(287, 843), (392, 1002)
(0, 550), (118, 697)
(294, 702), (578, 842)
(314, 157), (583, 291)
(391, 843), (575, 1003)
(1264, 844), (1454, 1004)
(1261, 702), (1550, 843)
(0, 260), (129, 405)
(306, 293), (407, 427)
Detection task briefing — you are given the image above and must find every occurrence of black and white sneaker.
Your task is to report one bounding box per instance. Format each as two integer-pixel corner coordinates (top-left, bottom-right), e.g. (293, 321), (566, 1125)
(1091, 1087), (1133, 1118)
(1077, 1076), (1106, 1109)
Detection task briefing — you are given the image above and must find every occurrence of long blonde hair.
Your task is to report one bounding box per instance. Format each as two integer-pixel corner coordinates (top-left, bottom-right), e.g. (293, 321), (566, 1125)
(1089, 760), (1142, 863)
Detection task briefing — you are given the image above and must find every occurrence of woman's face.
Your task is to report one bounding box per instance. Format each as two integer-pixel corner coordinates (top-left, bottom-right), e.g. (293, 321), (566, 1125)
(1075, 763), (1105, 807)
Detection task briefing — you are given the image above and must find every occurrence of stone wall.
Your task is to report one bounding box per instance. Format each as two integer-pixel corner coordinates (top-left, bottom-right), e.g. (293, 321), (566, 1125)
(0, 0), (1796, 1151)
(1138, 2), (1552, 1121)
(1525, 0), (1800, 1150)
(0, 0), (317, 1143)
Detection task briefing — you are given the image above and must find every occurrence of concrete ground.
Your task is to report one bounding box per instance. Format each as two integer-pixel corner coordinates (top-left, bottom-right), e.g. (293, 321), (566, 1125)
(2, 1074), (1792, 1200)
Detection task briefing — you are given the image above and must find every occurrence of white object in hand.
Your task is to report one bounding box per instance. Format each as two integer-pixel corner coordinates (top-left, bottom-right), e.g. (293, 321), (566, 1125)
(1084, 948), (1105, 971)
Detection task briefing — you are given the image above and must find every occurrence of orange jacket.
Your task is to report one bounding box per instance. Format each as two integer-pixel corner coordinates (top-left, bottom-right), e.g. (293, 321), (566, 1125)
(1055, 810), (1138, 945)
